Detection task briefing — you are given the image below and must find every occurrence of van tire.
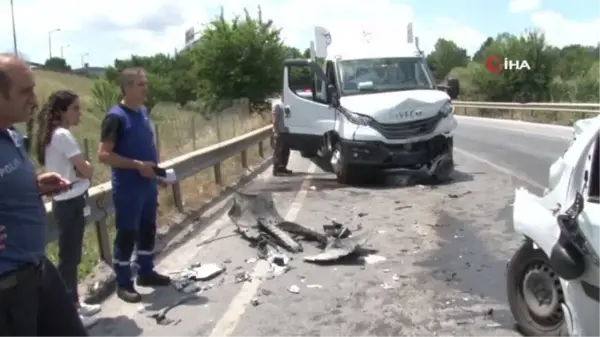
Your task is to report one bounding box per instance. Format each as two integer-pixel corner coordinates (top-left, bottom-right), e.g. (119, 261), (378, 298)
(331, 142), (355, 185)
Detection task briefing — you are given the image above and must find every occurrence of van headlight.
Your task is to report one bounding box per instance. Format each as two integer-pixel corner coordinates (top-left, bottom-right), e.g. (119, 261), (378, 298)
(440, 102), (454, 116)
(345, 111), (373, 126)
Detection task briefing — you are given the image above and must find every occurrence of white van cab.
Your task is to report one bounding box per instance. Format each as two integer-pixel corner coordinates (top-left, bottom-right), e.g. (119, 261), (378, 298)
(279, 25), (460, 184)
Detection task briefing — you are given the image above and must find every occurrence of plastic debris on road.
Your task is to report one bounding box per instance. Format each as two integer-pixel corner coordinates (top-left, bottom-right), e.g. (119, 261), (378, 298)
(228, 192), (377, 266)
(172, 263), (225, 293)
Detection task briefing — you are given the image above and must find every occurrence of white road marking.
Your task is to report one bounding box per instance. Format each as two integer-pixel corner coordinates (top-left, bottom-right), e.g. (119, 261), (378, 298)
(208, 162), (318, 337)
(454, 147), (545, 190)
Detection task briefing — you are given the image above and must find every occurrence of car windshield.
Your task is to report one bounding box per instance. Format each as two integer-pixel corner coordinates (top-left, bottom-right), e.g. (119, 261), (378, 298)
(338, 57), (435, 96)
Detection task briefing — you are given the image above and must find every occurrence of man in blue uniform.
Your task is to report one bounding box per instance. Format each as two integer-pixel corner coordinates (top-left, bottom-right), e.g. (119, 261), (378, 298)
(97, 67), (170, 303)
(0, 54), (87, 335)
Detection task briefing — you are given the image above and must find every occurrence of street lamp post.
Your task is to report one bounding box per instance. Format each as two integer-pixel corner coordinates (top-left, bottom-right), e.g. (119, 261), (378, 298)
(10, 0), (18, 56)
(48, 28), (60, 59)
(80, 53), (89, 68)
(60, 44), (70, 59)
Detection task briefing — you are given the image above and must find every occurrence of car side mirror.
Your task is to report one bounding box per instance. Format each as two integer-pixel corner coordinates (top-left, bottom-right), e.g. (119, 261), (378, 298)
(447, 78), (460, 100)
(327, 84), (339, 107)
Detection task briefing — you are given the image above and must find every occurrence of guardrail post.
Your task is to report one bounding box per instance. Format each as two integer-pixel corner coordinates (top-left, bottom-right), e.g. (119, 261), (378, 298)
(258, 140), (264, 158)
(171, 183), (184, 212)
(241, 150), (248, 169)
(95, 218), (113, 265)
(214, 163), (223, 185)
(83, 139), (112, 264)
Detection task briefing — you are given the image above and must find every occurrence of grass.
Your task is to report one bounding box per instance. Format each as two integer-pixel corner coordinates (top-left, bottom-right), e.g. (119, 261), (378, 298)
(24, 69), (271, 279)
(453, 105), (599, 126)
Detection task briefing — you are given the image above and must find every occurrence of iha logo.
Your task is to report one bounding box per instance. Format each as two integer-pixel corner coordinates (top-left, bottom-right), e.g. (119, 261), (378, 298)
(485, 56), (531, 73)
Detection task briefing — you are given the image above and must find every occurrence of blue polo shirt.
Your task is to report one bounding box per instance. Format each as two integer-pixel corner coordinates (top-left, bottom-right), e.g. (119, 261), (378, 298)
(103, 104), (158, 193)
(0, 128), (46, 275)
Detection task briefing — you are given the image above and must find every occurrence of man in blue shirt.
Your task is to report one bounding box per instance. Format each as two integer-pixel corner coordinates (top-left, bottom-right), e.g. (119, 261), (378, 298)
(0, 54), (87, 335)
(98, 67), (170, 303)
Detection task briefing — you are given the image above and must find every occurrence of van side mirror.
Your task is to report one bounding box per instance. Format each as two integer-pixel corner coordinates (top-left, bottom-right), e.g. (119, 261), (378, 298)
(446, 78), (460, 100)
(327, 84), (339, 107)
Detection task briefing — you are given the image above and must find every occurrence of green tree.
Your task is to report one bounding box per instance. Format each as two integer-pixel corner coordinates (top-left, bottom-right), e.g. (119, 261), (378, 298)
(188, 6), (286, 107)
(472, 37), (494, 63)
(44, 57), (71, 71)
(426, 39), (470, 81)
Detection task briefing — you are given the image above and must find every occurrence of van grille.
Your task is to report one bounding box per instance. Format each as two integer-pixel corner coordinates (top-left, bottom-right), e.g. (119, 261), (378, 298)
(370, 113), (443, 140)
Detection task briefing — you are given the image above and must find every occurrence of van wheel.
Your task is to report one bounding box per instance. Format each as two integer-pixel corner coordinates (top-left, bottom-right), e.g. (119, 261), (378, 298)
(507, 241), (567, 336)
(429, 153), (454, 184)
(330, 143), (355, 184)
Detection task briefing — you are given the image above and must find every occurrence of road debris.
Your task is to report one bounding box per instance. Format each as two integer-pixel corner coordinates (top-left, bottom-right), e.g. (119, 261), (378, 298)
(287, 285), (300, 294)
(171, 263), (225, 293)
(306, 284), (323, 289)
(357, 212), (368, 217)
(229, 192), (377, 266)
(362, 254), (387, 264)
(148, 294), (199, 325)
(234, 271), (251, 283)
(250, 297), (260, 306)
(447, 191), (472, 199)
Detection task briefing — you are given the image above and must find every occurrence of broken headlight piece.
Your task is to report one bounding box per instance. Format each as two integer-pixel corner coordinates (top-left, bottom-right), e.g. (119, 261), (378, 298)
(557, 192), (600, 267)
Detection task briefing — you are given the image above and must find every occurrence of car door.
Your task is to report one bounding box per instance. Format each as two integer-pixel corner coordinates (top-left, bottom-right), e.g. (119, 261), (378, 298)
(282, 60), (335, 153)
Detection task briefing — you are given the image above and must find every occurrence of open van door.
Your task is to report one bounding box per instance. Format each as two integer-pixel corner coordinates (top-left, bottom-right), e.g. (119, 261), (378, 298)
(282, 59), (336, 156)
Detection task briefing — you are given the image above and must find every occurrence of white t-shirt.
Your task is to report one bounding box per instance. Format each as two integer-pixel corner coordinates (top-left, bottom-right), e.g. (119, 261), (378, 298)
(44, 127), (90, 201)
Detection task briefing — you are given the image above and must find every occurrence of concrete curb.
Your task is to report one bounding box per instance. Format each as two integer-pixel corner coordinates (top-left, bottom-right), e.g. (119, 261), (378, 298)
(79, 157), (274, 304)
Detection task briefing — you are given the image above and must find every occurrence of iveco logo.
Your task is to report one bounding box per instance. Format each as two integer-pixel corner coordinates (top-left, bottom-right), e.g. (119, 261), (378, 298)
(390, 109), (423, 119)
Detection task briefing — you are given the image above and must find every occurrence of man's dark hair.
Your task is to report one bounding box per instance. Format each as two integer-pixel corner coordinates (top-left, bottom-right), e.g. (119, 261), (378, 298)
(119, 67), (145, 94)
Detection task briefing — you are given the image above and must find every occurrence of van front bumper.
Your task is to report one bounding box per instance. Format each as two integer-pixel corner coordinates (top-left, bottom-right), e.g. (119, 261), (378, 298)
(339, 135), (452, 168)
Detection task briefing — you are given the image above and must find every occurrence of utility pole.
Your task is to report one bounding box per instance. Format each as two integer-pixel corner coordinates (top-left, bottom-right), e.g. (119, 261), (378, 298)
(48, 28), (60, 59)
(80, 52), (89, 67)
(60, 44), (70, 59)
(10, 0), (18, 56)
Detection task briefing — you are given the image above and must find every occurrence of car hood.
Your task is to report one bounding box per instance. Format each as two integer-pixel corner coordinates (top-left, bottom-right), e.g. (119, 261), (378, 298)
(339, 90), (450, 124)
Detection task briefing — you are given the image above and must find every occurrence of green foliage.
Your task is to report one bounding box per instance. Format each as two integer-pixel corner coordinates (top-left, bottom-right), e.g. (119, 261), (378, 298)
(438, 29), (599, 103)
(426, 39), (469, 81)
(188, 6), (285, 107)
(90, 79), (120, 113)
(44, 57), (71, 71)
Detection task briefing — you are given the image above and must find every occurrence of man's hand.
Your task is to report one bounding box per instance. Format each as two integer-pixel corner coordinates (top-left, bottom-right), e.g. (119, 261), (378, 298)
(0, 226), (6, 251)
(37, 172), (71, 196)
(157, 180), (168, 188)
(135, 161), (157, 179)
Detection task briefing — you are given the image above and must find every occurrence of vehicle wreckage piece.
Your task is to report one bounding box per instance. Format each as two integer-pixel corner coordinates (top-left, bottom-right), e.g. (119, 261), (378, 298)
(303, 223), (373, 263)
(228, 192), (303, 252)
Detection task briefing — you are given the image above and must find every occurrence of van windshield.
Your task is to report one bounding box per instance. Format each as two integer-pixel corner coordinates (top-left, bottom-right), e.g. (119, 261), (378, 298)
(338, 57), (435, 96)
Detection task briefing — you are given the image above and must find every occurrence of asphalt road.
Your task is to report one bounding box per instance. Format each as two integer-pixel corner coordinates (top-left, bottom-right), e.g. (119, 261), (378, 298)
(88, 117), (571, 336)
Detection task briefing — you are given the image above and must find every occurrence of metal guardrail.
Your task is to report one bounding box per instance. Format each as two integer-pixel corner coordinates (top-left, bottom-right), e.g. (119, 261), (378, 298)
(453, 101), (600, 114)
(44, 125), (272, 264)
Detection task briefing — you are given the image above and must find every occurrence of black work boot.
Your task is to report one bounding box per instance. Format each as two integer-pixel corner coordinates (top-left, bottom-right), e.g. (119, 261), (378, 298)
(136, 270), (171, 287)
(117, 284), (142, 303)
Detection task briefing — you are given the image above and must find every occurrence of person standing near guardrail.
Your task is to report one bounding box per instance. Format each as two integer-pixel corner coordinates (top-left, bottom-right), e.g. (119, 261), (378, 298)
(31, 90), (101, 328)
(0, 54), (88, 336)
(272, 99), (293, 176)
(97, 67), (170, 303)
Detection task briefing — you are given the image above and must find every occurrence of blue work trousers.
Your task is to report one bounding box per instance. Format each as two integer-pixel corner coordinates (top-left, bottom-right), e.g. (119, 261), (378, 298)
(112, 185), (158, 287)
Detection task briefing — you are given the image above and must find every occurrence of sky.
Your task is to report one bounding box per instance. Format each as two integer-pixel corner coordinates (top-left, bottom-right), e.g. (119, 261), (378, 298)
(0, 0), (599, 68)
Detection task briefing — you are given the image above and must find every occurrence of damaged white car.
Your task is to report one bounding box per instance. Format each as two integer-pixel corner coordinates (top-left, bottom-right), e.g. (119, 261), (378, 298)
(507, 116), (599, 336)
(279, 25), (458, 184)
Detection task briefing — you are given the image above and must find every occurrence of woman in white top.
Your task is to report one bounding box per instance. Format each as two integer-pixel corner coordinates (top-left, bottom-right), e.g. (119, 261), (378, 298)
(32, 90), (101, 328)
